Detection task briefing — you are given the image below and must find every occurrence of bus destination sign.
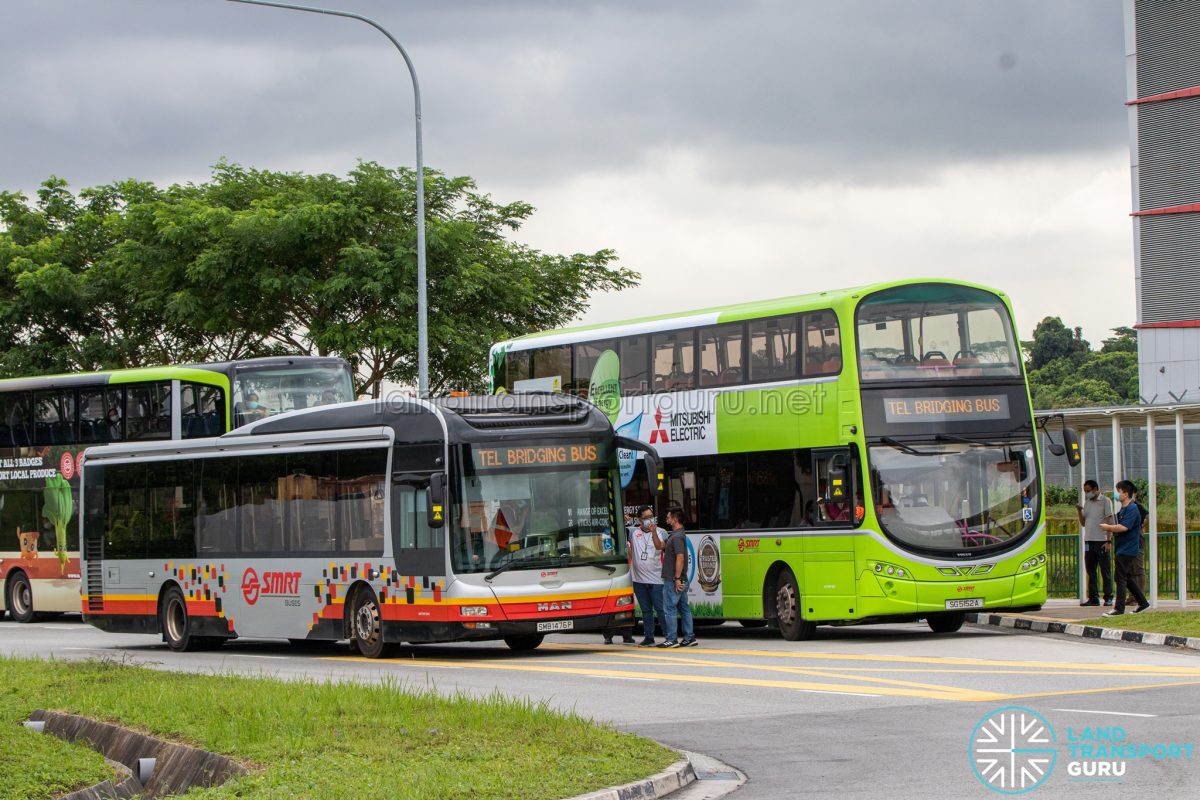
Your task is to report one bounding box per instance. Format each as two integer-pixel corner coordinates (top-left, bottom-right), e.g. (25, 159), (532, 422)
(883, 394), (1010, 424)
(471, 443), (607, 471)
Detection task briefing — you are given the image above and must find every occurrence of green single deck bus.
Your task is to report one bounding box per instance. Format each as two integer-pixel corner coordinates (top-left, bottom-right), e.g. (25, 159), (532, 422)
(490, 279), (1060, 639)
(0, 356), (354, 622)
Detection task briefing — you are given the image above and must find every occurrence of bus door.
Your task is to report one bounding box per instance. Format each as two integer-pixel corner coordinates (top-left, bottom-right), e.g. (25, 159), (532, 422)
(391, 481), (446, 578)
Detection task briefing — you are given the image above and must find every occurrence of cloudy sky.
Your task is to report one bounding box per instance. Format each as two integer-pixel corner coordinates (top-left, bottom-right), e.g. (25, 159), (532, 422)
(1, 0), (1130, 345)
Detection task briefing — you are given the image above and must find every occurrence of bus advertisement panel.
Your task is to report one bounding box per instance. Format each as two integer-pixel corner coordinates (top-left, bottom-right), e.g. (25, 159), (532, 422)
(491, 279), (1069, 639)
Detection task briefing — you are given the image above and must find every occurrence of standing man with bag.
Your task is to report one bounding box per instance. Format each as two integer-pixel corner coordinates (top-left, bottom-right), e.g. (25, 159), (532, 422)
(1100, 480), (1151, 617)
(1077, 479), (1115, 607)
(658, 506), (698, 648)
(626, 505), (666, 647)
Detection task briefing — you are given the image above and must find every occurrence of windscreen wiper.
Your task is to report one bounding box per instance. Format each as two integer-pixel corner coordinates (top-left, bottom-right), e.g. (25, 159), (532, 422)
(936, 433), (1011, 447)
(484, 559), (521, 582)
(880, 436), (941, 456)
(591, 563), (617, 574)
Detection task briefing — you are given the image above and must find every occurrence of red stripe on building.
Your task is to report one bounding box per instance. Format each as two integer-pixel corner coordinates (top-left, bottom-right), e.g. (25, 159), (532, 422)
(1127, 85), (1200, 106)
(1134, 319), (1200, 329)
(1131, 202), (1200, 217)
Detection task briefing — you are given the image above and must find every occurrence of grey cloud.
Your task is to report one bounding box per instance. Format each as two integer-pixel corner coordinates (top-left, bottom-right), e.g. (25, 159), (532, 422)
(0, 0), (1125, 194)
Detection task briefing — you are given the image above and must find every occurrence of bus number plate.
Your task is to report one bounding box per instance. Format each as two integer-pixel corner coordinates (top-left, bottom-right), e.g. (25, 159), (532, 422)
(945, 598), (983, 610)
(537, 620), (574, 632)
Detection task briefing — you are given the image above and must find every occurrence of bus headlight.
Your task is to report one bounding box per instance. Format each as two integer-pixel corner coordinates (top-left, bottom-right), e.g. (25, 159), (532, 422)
(615, 595), (634, 608)
(460, 606), (489, 617)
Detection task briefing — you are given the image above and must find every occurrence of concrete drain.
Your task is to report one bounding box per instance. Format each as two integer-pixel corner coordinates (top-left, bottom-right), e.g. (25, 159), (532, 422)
(24, 709), (248, 799)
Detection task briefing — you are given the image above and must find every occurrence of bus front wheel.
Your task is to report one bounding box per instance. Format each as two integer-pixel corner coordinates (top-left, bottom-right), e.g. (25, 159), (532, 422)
(774, 569), (816, 641)
(504, 634), (544, 652)
(351, 590), (390, 659)
(6, 572), (35, 624)
(927, 612), (966, 634)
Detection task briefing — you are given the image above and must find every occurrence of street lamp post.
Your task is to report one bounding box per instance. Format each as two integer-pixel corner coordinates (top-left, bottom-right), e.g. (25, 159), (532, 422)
(225, 0), (430, 397)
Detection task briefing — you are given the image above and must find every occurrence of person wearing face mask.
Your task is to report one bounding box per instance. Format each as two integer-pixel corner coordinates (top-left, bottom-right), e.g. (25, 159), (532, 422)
(624, 505), (666, 647)
(1076, 479), (1115, 607)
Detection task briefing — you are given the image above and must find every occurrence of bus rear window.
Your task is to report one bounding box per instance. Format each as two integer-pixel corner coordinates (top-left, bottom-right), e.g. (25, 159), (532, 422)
(856, 284), (1021, 382)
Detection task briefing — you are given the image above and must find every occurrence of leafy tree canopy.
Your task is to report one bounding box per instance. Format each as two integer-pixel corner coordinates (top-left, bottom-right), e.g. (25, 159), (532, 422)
(1024, 317), (1138, 409)
(0, 163), (638, 395)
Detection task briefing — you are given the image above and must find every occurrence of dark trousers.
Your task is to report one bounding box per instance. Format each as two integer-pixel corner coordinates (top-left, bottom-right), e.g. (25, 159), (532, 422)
(633, 581), (664, 641)
(1083, 540), (1113, 602)
(1113, 554), (1148, 613)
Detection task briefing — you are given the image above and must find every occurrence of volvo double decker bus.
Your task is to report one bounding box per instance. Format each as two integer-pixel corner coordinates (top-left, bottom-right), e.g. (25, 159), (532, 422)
(491, 279), (1071, 639)
(0, 356), (353, 622)
(79, 394), (655, 655)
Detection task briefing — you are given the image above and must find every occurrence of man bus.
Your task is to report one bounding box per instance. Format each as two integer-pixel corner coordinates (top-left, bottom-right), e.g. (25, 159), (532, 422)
(0, 356), (353, 622)
(78, 394), (657, 655)
(490, 279), (1078, 639)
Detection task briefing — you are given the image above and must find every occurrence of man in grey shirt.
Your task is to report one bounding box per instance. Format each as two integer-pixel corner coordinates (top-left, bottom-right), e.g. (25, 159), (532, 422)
(1076, 479), (1114, 607)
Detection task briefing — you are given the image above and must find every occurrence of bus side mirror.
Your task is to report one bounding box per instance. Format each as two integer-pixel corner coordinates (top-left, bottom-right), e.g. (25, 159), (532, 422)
(1063, 427), (1081, 468)
(427, 472), (446, 528)
(615, 436), (664, 497)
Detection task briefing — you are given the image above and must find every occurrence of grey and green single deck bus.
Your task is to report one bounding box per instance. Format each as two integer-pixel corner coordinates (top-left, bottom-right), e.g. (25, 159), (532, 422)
(79, 394), (655, 655)
(491, 279), (1071, 639)
(0, 356), (354, 622)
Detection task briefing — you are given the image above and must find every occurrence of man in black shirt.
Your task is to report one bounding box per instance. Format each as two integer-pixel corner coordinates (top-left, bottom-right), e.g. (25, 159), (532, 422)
(658, 506), (697, 648)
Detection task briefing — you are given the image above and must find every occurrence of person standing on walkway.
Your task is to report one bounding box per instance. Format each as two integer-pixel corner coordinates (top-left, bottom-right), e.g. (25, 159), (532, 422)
(624, 505), (667, 647)
(602, 511), (641, 645)
(1076, 479), (1115, 607)
(1100, 480), (1150, 617)
(659, 506), (698, 648)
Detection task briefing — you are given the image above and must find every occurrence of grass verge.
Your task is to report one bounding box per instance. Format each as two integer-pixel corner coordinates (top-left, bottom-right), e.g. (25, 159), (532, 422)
(0, 656), (677, 800)
(1078, 610), (1200, 638)
(0, 707), (114, 800)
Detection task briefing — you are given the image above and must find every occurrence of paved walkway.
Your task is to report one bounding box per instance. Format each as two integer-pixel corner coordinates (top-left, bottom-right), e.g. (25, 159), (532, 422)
(1018, 598), (1195, 622)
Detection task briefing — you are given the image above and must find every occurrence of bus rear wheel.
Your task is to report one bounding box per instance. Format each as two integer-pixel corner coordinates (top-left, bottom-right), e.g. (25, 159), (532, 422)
(504, 634), (544, 652)
(774, 569), (816, 642)
(351, 590), (390, 659)
(6, 572), (35, 624)
(927, 612), (966, 634)
(161, 586), (220, 651)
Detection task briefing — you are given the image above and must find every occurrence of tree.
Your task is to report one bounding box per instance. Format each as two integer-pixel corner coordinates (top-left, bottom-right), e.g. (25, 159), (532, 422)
(0, 164), (639, 395)
(1024, 318), (1138, 409)
(1022, 316), (1088, 370)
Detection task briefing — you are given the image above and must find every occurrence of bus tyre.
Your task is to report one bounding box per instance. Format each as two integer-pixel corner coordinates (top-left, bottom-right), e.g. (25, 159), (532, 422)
(775, 569), (816, 642)
(161, 586), (205, 652)
(503, 634), (544, 652)
(927, 612), (966, 634)
(6, 572), (35, 624)
(351, 590), (390, 659)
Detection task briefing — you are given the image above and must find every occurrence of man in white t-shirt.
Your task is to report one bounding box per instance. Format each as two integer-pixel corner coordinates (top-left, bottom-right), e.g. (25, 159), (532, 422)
(627, 505), (666, 647)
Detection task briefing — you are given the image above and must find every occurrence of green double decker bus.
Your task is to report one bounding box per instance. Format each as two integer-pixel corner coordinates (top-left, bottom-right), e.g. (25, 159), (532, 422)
(490, 279), (1057, 639)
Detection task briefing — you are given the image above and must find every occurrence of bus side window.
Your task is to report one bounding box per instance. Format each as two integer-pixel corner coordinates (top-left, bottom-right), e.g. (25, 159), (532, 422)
(33, 391), (76, 446)
(238, 455), (285, 554)
(147, 460), (195, 559)
(126, 382), (171, 441)
(0, 392), (31, 447)
(748, 316), (797, 382)
(182, 382), (225, 438)
(652, 330), (696, 391)
(197, 457), (238, 555)
(283, 451), (337, 553)
(812, 449), (861, 526)
(105, 462), (149, 559)
(619, 335), (650, 396)
(339, 449), (387, 555)
(802, 310), (841, 377)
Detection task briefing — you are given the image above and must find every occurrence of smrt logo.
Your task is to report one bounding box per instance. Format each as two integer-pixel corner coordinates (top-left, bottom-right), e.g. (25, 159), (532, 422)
(240, 568), (302, 605)
(958, 585), (976, 593)
(737, 538), (761, 553)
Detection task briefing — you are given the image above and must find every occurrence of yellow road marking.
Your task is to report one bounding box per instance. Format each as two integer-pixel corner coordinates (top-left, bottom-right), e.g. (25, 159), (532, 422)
(1006, 679), (1200, 701)
(541, 643), (1200, 674)
(321, 655), (1008, 701)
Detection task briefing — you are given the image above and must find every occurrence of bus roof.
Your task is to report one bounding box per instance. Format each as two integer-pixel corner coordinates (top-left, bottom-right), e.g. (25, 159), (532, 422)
(0, 355), (347, 393)
(495, 277), (1009, 351)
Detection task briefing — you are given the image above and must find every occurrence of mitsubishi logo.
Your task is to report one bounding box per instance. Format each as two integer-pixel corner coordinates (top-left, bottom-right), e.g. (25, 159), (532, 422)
(649, 406), (670, 444)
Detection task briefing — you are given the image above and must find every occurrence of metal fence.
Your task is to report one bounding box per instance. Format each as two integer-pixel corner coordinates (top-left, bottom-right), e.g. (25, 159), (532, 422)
(1046, 532), (1200, 598)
